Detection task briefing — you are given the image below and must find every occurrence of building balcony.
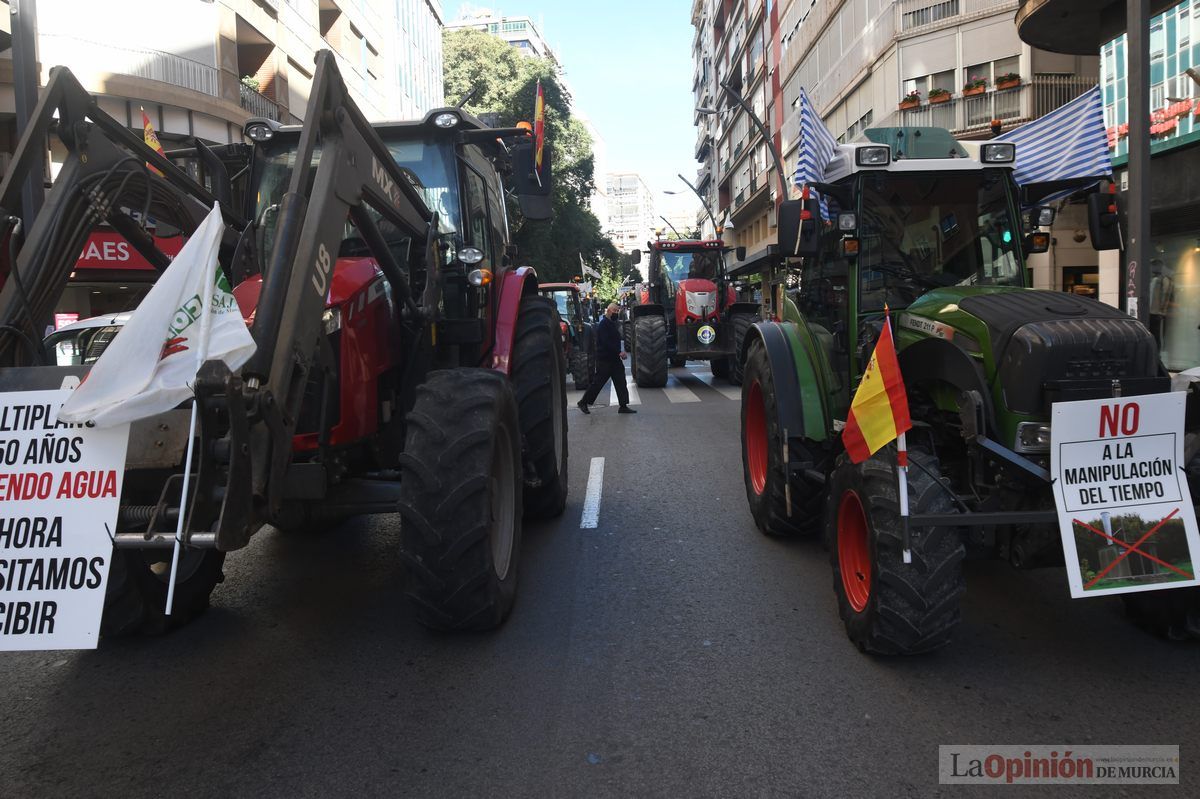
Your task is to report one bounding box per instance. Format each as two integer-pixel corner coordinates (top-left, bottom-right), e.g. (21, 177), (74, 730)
(39, 33), (220, 97)
(898, 0), (1019, 37)
(240, 83), (280, 121)
(895, 75), (1096, 138)
(695, 127), (714, 160)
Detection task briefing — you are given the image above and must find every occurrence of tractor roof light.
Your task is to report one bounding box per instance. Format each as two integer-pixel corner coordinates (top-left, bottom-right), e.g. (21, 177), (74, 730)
(981, 142), (1016, 163)
(459, 246), (484, 264)
(433, 112), (460, 128)
(856, 145), (891, 166)
(244, 120), (277, 142)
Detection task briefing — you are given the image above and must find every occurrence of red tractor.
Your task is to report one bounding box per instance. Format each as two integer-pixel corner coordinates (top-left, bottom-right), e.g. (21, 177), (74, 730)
(538, 282), (596, 389)
(627, 238), (758, 386)
(0, 52), (568, 637)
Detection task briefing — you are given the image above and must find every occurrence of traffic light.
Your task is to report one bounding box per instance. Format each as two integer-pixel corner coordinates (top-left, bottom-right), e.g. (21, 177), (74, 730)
(1087, 182), (1122, 251)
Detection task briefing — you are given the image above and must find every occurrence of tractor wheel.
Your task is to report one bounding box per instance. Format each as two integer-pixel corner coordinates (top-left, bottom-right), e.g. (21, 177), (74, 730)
(398, 369), (523, 630)
(101, 546), (226, 636)
(740, 339), (821, 537)
(633, 314), (668, 387)
(512, 295), (569, 518)
(727, 312), (755, 386)
(1122, 588), (1200, 640)
(570, 346), (590, 390)
(826, 447), (966, 655)
(711, 356), (730, 380)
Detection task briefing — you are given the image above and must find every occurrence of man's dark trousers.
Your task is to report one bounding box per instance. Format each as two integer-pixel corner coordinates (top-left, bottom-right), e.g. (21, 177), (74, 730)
(582, 356), (629, 407)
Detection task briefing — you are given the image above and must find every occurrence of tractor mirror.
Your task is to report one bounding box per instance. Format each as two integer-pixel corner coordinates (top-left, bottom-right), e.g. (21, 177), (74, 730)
(1087, 189), (1122, 251)
(630, 249), (641, 265)
(512, 139), (553, 221)
(777, 198), (822, 258)
(1024, 231), (1051, 255)
(735, 246), (747, 262)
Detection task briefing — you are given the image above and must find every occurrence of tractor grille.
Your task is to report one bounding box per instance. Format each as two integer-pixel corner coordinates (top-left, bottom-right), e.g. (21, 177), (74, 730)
(998, 317), (1162, 414)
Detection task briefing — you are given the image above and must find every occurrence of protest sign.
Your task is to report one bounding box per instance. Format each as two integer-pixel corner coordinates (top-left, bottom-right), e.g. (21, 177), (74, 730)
(1051, 392), (1200, 598)
(0, 389), (129, 649)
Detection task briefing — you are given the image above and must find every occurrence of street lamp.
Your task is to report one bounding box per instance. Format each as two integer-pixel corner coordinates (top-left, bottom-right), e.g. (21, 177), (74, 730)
(666, 175), (720, 237)
(711, 79), (790, 201)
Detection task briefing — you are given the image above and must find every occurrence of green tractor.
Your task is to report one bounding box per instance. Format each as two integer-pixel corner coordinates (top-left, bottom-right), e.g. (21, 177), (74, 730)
(739, 127), (1198, 654)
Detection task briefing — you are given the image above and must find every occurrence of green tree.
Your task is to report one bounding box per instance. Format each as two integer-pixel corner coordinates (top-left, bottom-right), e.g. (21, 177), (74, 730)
(442, 29), (618, 281)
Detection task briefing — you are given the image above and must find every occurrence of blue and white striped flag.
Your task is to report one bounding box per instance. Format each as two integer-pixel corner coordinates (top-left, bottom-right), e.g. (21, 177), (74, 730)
(793, 87), (838, 191)
(999, 85), (1110, 197)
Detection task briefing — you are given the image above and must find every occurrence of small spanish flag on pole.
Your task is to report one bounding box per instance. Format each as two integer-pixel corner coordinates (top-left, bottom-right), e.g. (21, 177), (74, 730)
(141, 107), (166, 176)
(842, 309), (914, 558)
(533, 80), (546, 182)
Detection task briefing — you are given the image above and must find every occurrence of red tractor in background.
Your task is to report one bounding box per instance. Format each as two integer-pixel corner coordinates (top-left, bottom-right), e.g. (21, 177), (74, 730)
(538, 282), (596, 389)
(628, 238), (758, 387)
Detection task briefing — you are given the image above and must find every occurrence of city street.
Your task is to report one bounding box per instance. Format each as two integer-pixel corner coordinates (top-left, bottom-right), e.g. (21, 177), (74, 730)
(1, 363), (1197, 797)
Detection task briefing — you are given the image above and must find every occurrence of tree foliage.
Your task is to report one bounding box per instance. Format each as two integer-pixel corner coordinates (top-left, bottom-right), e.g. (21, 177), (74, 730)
(443, 29), (618, 282)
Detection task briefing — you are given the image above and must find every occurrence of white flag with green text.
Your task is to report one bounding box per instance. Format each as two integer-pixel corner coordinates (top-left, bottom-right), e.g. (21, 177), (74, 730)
(58, 204), (255, 427)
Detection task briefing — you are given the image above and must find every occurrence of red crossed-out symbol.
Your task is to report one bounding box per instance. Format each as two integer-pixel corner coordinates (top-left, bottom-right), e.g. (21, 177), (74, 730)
(1073, 508), (1192, 590)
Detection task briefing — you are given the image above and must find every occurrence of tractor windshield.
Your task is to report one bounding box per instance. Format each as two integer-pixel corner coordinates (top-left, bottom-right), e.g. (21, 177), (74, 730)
(658, 249), (720, 284)
(547, 290), (572, 319)
(857, 169), (1023, 312)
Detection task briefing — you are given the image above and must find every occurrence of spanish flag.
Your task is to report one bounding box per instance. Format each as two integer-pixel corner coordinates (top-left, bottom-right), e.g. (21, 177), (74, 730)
(842, 313), (911, 464)
(533, 80), (545, 174)
(142, 108), (166, 176)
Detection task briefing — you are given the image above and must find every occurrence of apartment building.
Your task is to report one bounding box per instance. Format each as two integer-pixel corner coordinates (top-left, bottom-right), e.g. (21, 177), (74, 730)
(607, 172), (658, 254)
(444, 9), (557, 62)
(0, 0), (444, 169)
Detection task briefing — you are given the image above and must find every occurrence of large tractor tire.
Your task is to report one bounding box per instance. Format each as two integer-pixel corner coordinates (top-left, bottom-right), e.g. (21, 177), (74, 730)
(826, 446), (966, 655)
(101, 547), (226, 636)
(512, 295), (569, 518)
(569, 326), (595, 390)
(398, 369), (524, 630)
(633, 314), (668, 388)
(740, 339), (822, 537)
(727, 312), (756, 386)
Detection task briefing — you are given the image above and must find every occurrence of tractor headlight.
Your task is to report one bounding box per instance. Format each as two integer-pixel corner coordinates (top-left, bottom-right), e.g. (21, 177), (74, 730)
(981, 143), (1016, 163)
(433, 112), (460, 128)
(322, 307), (342, 335)
(1014, 421), (1052, 454)
(856, 146), (891, 166)
(244, 122), (275, 142)
(459, 247), (484, 265)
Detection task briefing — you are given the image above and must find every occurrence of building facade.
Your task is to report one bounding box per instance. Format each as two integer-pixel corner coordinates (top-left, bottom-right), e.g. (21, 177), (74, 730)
(444, 9), (557, 62)
(0, 0), (444, 168)
(606, 172), (658, 254)
(693, 1), (1104, 292)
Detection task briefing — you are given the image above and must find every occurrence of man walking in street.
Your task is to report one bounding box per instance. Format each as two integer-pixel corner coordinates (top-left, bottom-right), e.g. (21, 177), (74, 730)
(578, 303), (636, 414)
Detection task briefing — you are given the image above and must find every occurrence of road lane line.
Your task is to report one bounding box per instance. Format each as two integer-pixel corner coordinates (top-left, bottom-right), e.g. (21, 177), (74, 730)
(663, 375), (702, 403)
(687, 370), (741, 401)
(609, 366), (641, 405)
(581, 457), (605, 528)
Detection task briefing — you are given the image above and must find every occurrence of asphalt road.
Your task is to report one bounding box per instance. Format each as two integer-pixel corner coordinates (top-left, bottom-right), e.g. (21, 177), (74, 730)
(2, 362), (1198, 797)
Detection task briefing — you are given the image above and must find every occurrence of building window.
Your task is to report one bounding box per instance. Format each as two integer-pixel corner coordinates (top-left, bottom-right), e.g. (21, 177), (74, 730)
(1151, 82), (1165, 109)
(901, 0), (960, 30)
(1151, 20), (1165, 63)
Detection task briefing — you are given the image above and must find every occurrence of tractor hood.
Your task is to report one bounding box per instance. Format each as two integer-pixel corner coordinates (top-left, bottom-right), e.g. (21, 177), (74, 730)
(903, 287), (1162, 415)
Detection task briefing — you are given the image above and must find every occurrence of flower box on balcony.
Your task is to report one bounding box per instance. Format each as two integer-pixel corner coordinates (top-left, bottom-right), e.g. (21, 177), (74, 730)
(962, 85), (986, 97)
(996, 78), (1021, 91)
(928, 90), (951, 104)
(898, 98), (920, 111)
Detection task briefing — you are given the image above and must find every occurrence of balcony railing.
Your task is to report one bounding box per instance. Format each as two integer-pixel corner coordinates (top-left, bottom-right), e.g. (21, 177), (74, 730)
(897, 76), (1095, 136)
(899, 0), (1017, 33)
(240, 84), (280, 121)
(39, 34), (219, 97)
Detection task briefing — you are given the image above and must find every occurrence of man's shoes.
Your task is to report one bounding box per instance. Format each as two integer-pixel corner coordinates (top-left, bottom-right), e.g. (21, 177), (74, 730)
(618, 405), (637, 414)
(577, 399), (590, 414)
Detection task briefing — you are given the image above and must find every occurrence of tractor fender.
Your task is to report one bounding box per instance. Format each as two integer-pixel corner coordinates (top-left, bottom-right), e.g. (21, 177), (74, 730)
(491, 266), (539, 375)
(742, 320), (831, 444)
(897, 337), (996, 431)
(631, 303), (665, 318)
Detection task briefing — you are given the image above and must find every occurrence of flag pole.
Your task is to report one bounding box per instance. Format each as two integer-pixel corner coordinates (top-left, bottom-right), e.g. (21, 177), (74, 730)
(897, 430), (911, 564)
(165, 203), (220, 615)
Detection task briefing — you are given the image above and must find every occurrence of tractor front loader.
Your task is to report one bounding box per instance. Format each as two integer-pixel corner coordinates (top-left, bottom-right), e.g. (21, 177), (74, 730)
(0, 50), (567, 638)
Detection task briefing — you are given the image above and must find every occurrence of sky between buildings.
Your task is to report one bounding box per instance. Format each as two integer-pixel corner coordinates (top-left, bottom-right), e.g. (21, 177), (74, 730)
(451, 1), (700, 217)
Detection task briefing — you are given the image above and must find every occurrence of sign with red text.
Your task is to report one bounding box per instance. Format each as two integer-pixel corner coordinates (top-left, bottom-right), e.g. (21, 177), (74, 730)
(75, 230), (184, 271)
(0, 390), (129, 649)
(1051, 392), (1200, 599)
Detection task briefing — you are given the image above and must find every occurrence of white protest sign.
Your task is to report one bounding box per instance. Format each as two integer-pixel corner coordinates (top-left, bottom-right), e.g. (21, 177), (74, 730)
(1051, 392), (1200, 599)
(0, 389), (129, 649)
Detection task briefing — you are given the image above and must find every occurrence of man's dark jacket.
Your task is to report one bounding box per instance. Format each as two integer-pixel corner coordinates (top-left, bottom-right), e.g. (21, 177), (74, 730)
(595, 314), (623, 360)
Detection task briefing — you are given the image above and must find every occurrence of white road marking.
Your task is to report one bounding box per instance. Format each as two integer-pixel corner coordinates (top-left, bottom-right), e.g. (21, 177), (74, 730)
(568, 388), (585, 406)
(609, 371), (641, 406)
(688, 370), (742, 401)
(581, 457), (605, 528)
(663, 375), (702, 403)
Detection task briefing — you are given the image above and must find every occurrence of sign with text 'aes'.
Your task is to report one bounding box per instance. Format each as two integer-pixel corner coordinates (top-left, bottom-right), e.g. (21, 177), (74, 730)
(0, 390), (129, 650)
(1051, 392), (1200, 599)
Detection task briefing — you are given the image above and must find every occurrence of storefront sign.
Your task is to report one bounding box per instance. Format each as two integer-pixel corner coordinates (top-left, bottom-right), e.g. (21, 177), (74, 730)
(1051, 393), (1200, 598)
(75, 231), (184, 271)
(0, 390), (129, 649)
